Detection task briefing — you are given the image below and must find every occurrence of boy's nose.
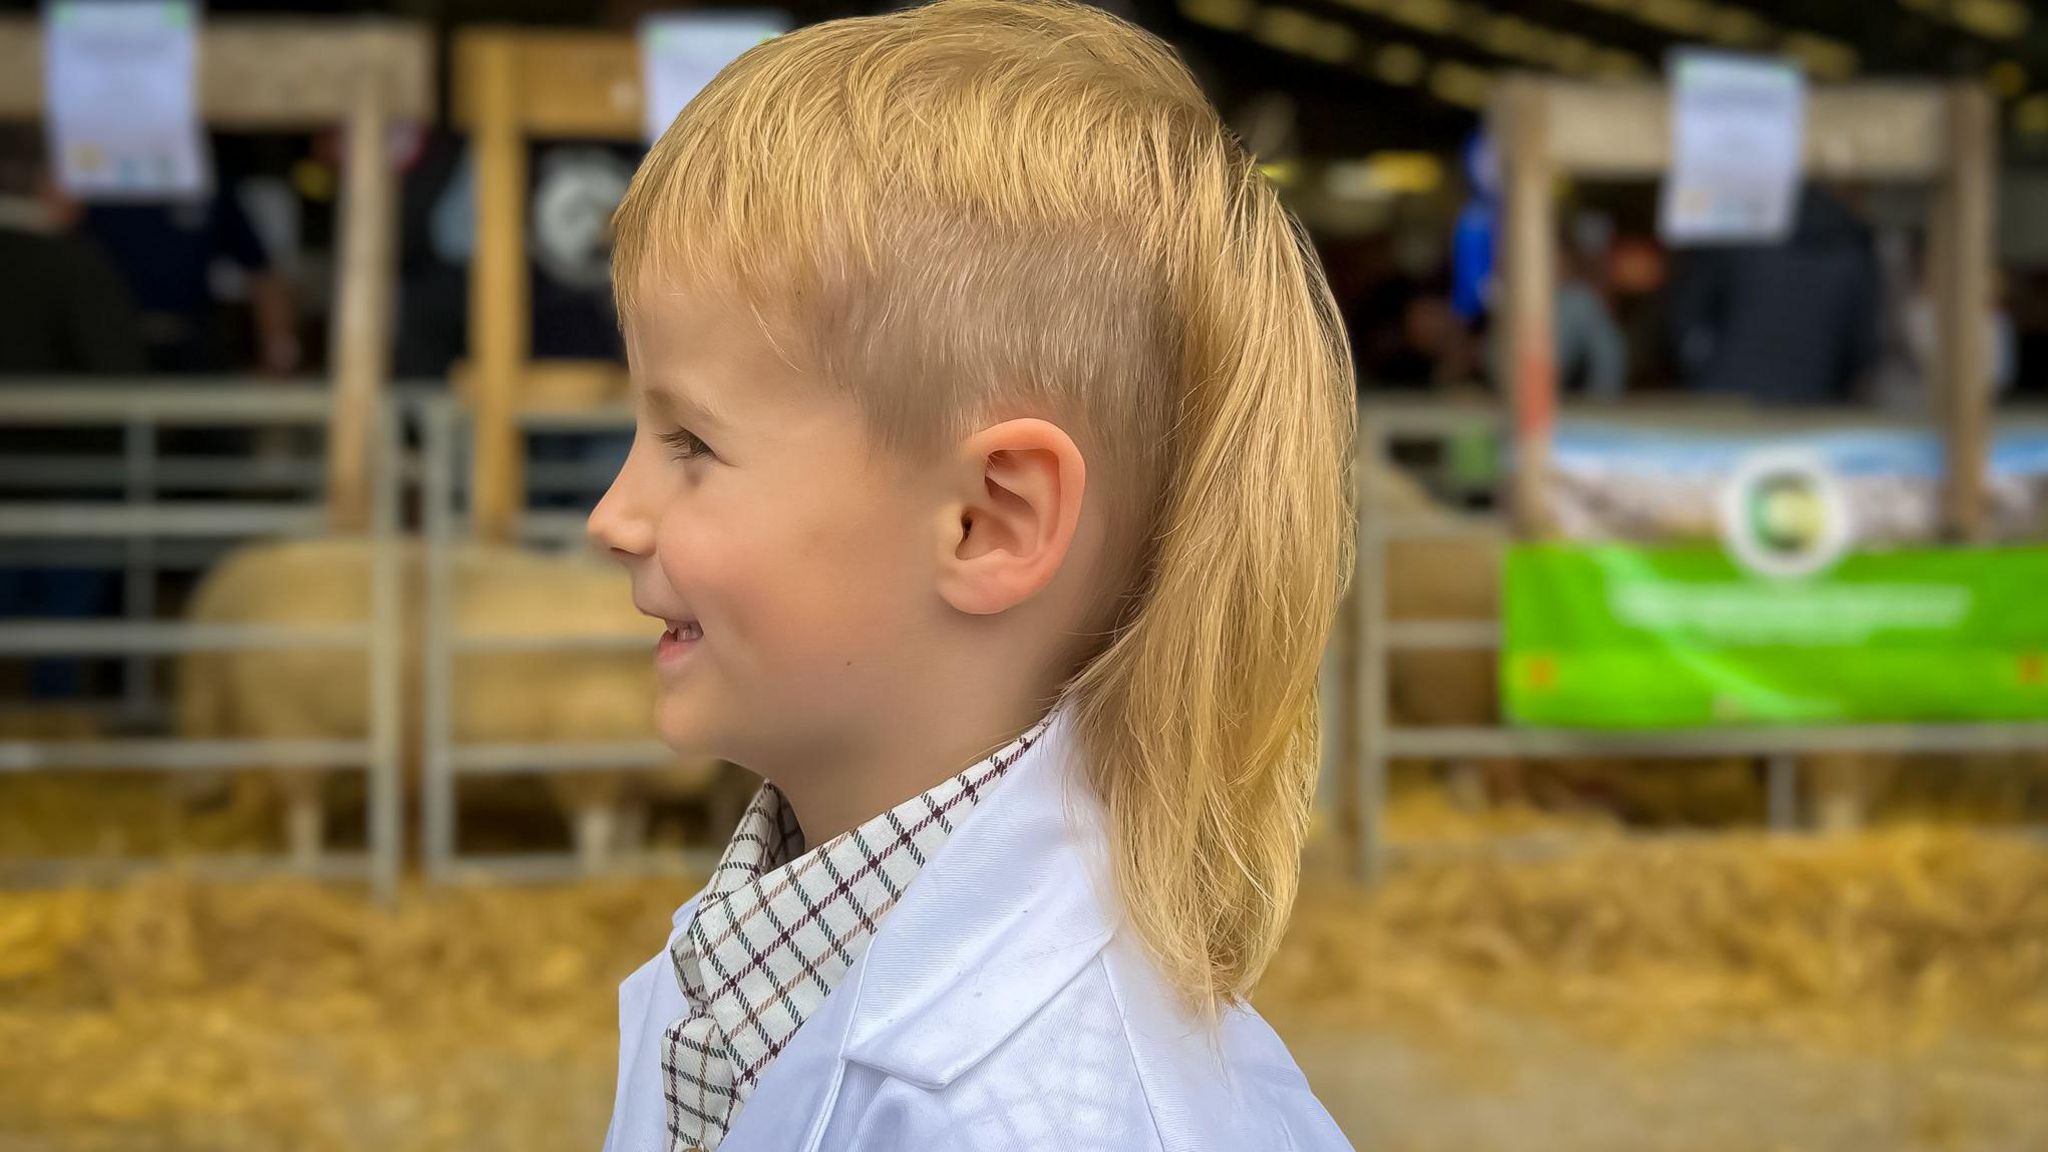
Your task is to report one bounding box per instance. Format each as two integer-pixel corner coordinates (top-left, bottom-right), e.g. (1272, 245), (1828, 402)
(587, 468), (656, 563)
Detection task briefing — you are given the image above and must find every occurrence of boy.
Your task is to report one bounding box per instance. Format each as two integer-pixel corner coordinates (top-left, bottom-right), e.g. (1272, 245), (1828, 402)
(588, 2), (1355, 1148)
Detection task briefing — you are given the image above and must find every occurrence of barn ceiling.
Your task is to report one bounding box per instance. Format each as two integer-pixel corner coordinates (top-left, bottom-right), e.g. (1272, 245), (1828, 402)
(1124, 0), (2045, 157)
(3, 0), (2037, 160)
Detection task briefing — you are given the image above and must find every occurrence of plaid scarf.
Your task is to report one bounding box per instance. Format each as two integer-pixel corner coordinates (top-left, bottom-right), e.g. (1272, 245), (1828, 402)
(661, 718), (1050, 1152)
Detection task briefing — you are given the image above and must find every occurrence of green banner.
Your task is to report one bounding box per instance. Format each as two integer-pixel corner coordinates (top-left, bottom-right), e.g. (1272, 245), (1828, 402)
(1503, 545), (2048, 727)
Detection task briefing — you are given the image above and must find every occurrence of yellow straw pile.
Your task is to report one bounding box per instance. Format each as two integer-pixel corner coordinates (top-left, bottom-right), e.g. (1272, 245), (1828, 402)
(0, 823), (2043, 1149)
(1266, 827), (2048, 1056)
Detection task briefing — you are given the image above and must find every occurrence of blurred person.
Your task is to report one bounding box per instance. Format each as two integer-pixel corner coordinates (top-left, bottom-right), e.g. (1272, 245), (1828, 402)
(1384, 279), (1468, 387)
(586, 2), (1354, 1150)
(406, 136), (637, 367)
(80, 175), (298, 377)
(1449, 131), (1497, 324)
(1905, 277), (2016, 399)
(2014, 269), (2048, 400)
(1350, 264), (1469, 388)
(0, 125), (145, 375)
(1669, 184), (1881, 405)
(1872, 230), (2016, 410)
(1555, 236), (1628, 399)
(1479, 225), (1628, 399)
(0, 125), (144, 699)
(1605, 233), (1678, 393)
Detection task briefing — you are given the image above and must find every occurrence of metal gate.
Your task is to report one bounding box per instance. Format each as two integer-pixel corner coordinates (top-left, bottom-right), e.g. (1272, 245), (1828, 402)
(416, 396), (724, 883)
(0, 382), (404, 898)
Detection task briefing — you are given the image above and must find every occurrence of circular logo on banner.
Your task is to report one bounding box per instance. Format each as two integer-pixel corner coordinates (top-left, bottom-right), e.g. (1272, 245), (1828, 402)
(531, 147), (636, 292)
(1717, 450), (1853, 580)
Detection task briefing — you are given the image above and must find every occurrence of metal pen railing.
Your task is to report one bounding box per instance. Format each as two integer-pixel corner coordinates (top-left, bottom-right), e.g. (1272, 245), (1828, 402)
(417, 396), (719, 884)
(0, 381), (404, 899)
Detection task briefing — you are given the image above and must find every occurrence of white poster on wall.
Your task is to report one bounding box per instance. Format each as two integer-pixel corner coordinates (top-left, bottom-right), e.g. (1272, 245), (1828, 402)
(639, 11), (790, 144)
(44, 0), (209, 199)
(1659, 50), (1806, 245)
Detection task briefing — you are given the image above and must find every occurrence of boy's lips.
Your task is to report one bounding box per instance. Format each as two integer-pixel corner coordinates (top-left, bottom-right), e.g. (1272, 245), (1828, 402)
(656, 618), (702, 672)
(635, 601), (702, 668)
(633, 598), (699, 635)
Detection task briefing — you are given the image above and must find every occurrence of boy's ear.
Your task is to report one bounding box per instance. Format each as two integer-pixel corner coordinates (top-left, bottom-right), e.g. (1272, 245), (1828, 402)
(935, 418), (1087, 616)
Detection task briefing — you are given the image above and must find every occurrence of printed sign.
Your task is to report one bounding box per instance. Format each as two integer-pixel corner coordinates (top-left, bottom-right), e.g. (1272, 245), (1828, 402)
(639, 11), (789, 143)
(44, 0), (209, 199)
(1659, 50), (1805, 244)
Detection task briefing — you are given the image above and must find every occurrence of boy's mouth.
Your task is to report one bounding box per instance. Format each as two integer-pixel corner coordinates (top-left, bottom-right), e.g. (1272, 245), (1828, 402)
(656, 618), (703, 672)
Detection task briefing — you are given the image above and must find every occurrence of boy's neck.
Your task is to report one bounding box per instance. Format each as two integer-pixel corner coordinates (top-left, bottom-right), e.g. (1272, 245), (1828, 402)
(763, 687), (1055, 847)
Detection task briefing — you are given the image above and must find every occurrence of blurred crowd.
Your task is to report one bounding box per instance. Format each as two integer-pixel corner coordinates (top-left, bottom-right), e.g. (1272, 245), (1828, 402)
(0, 125), (303, 380)
(4, 117), (2041, 406)
(1328, 178), (2046, 410)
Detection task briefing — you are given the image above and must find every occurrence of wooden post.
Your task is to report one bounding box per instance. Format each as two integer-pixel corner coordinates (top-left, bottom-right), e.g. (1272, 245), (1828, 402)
(469, 32), (529, 543)
(1495, 77), (1556, 537)
(1931, 83), (1995, 544)
(326, 59), (394, 534)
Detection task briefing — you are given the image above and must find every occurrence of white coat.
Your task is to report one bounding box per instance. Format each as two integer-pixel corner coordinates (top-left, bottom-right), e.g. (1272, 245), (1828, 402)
(600, 711), (1353, 1152)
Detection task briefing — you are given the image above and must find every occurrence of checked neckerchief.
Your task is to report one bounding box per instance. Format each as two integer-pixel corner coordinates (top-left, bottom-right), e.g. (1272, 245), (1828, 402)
(662, 718), (1049, 1152)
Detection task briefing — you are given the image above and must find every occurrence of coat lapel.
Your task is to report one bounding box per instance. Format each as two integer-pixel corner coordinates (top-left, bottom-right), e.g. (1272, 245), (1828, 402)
(841, 707), (1117, 1086)
(720, 708), (1119, 1148)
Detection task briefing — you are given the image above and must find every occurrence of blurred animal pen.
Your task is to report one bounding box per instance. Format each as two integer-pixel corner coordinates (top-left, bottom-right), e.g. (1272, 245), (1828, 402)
(416, 396), (728, 884)
(0, 385), (404, 894)
(1323, 76), (2048, 882)
(0, 16), (429, 899)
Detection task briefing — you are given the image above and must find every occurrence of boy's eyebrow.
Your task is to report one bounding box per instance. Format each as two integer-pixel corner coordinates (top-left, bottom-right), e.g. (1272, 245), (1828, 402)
(641, 375), (730, 431)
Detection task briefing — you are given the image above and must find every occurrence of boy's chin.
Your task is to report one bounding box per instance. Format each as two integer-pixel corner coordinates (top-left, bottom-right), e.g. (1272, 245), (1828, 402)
(654, 696), (712, 754)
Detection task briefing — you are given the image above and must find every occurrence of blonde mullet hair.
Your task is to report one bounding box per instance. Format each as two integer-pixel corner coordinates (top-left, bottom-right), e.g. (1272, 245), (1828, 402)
(613, 0), (1354, 1011)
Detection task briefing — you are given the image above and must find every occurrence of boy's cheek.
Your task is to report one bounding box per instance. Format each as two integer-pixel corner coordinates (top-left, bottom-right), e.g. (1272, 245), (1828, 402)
(743, 575), (919, 703)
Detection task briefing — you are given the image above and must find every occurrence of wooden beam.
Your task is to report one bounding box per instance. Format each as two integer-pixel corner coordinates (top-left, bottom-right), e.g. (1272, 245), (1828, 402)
(450, 360), (630, 415)
(1494, 77), (1557, 536)
(453, 29), (642, 141)
(467, 31), (530, 544)
(325, 59), (394, 535)
(0, 17), (431, 124)
(1932, 83), (1996, 543)
(1542, 80), (1946, 180)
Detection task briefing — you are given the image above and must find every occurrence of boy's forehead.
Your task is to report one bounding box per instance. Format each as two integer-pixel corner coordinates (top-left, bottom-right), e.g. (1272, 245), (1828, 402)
(627, 280), (817, 373)
(622, 293), (820, 428)
(622, 291), (740, 371)
(623, 285), (772, 355)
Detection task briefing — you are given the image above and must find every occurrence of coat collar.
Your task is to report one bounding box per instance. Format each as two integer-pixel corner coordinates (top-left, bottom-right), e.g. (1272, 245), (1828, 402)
(839, 705), (1118, 1087)
(715, 707), (1120, 1151)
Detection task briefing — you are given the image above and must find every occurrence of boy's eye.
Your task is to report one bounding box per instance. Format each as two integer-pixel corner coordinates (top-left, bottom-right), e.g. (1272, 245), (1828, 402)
(658, 428), (715, 463)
